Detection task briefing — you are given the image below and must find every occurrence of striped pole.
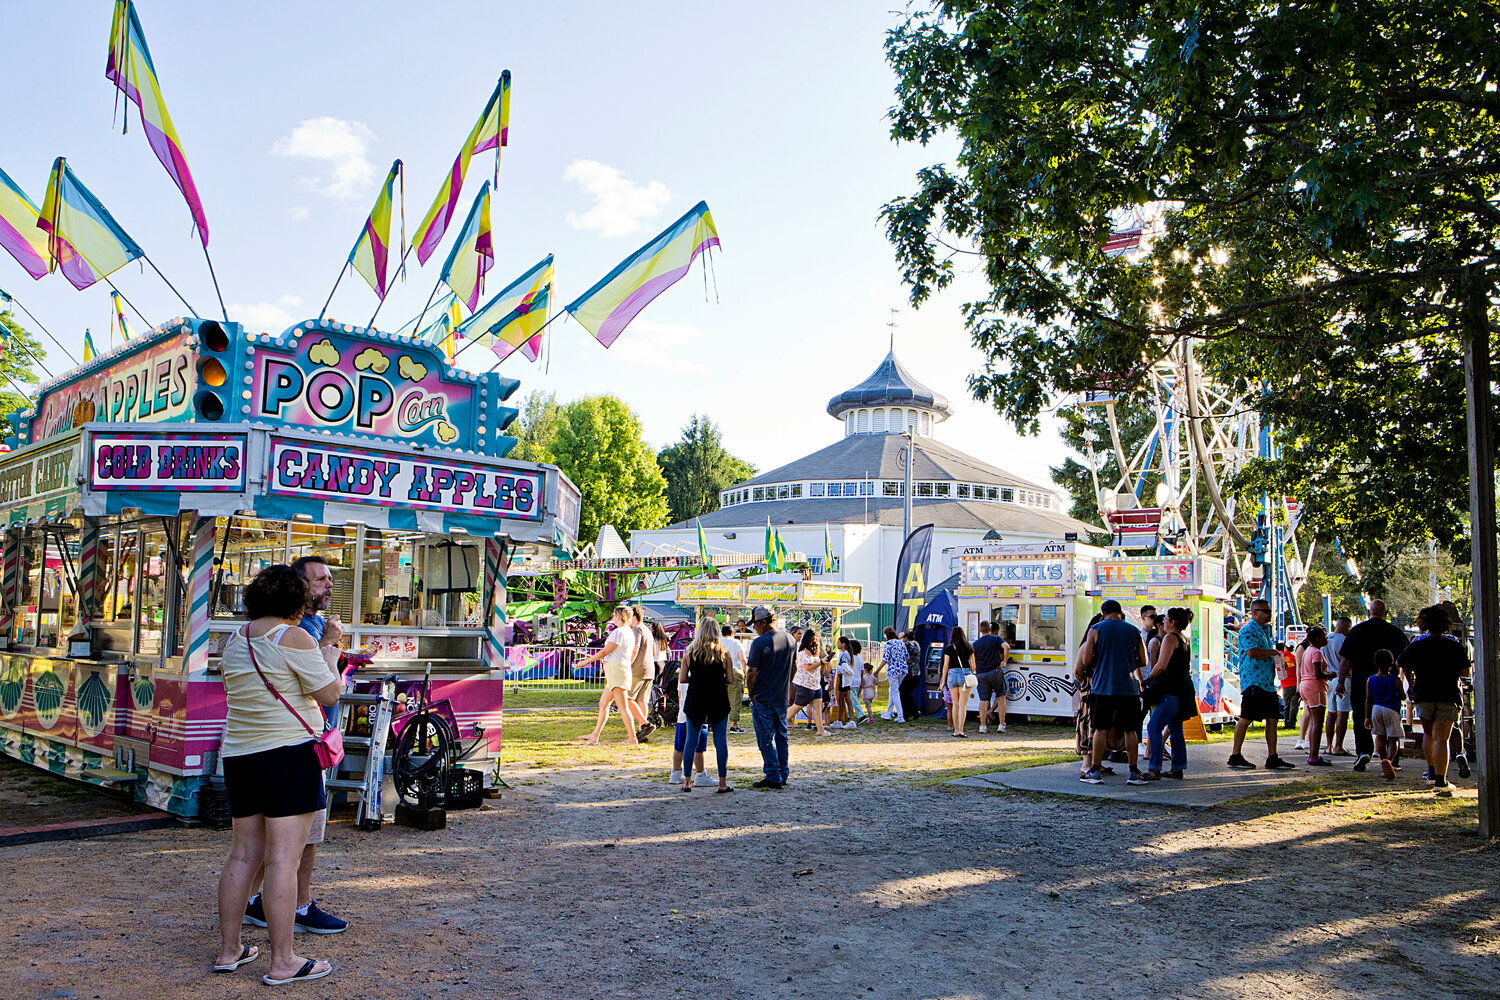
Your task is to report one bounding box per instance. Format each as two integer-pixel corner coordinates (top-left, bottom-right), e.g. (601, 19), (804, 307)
(0, 527), (18, 644)
(184, 518), (218, 677)
(481, 538), (505, 672)
(77, 519), (100, 621)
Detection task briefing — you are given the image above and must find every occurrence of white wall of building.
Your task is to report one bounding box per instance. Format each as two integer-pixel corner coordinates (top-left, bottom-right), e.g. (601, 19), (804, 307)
(631, 521), (1068, 605)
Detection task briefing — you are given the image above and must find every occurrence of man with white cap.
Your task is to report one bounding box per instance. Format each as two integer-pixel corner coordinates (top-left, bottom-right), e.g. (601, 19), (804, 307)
(745, 605), (795, 789)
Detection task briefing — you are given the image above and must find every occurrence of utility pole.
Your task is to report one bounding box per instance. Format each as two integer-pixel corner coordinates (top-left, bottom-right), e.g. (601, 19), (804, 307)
(1462, 265), (1498, 840)
(900, 429), (915, 544)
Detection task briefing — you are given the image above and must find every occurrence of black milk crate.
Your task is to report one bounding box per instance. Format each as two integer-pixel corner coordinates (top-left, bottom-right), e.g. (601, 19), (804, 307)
(199, 778), (233, 830)
(446, 768), (484, 809)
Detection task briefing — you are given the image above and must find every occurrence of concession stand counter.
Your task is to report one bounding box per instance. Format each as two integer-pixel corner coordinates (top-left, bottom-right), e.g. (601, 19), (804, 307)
(0, 315), (578, 816)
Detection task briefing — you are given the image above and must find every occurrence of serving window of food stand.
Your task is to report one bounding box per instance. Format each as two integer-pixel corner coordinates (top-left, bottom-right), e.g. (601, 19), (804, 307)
(15, 522), (82, 650)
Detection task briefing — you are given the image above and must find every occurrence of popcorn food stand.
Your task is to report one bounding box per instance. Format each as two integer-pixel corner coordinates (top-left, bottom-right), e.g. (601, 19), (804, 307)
(0, 316), (578, 816)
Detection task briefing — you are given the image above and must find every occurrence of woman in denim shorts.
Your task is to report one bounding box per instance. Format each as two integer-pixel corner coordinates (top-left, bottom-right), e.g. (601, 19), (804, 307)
(939, 629), (977, 738)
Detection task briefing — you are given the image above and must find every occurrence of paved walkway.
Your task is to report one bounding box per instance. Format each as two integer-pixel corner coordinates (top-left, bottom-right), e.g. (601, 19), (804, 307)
(951, 737), (1384, 808)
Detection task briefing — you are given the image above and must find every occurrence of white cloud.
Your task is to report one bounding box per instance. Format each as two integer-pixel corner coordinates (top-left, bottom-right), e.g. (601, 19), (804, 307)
(563, 160), (670, 237)
(611, 319), (706, 374)
(287, 205), (309, 220)
(231, 294), (303, 333)
(271, 117), (377, 200)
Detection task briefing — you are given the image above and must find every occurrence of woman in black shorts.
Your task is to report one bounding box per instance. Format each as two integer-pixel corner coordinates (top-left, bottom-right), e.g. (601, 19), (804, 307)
(214, 566), (342, 984)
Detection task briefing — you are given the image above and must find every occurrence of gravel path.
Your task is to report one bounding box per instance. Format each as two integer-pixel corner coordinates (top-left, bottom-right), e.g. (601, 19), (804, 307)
(2, 720), (1495, 999)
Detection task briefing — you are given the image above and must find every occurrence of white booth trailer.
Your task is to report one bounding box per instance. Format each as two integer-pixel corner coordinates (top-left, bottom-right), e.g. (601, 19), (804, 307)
(952, 540), (1105, 719)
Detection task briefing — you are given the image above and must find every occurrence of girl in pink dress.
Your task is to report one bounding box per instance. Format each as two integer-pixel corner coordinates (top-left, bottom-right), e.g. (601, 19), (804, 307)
(1296, 626), (1337, 765)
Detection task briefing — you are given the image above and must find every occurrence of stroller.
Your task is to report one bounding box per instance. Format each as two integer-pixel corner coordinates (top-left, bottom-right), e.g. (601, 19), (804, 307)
(637, 658), (680, 743)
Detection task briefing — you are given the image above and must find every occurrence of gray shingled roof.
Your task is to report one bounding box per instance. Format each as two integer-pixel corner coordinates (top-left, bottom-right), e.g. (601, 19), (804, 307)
(826, 351), (952, 419)
(737, 433), (1049, 492)
(675, 495), (1099, 537)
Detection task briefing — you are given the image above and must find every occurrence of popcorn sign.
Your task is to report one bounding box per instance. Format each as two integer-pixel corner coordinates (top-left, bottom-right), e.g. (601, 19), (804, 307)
(268, 439), (542, 520)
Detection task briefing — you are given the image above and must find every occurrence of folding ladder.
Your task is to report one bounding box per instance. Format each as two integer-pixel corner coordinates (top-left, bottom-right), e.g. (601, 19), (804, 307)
(324, 679), (395, 831)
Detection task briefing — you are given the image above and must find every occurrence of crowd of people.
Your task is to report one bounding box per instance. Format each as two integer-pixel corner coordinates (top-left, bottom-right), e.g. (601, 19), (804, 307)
(1073, 597), (1475, 796)
(207, 559), (1477, 982)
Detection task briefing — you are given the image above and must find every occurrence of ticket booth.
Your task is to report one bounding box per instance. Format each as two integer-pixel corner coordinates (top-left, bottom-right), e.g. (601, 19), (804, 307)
(952, 540), (1104, 719)
(1088, 554), (1233, 722)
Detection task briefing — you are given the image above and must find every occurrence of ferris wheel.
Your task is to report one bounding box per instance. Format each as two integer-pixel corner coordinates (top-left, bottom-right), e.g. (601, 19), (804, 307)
(1076, 340), (1312, 624)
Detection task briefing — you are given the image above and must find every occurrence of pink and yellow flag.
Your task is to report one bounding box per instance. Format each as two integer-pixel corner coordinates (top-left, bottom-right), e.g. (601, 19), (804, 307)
(111, 289), (133, 342)
(38, 157), (145, 291)
(564, 201), (719, 348)
(412, 72), (510, 265)
(454, 255), (554, 364)
(106, 0), (209, 246)
(439, 183), (493, 312)
(0, 166), (49, 280)
(349, 160), (404, 300)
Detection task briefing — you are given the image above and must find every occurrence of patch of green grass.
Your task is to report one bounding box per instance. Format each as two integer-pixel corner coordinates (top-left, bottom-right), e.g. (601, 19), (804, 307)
(504, 687), (606, 711)
(909, 753), (1076, 787)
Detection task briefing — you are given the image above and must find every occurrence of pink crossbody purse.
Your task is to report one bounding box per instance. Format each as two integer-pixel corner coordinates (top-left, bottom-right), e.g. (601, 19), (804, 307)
(241, 626), (345, 769)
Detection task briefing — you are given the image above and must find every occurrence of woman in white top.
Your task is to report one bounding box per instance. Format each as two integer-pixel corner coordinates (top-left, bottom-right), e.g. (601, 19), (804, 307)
(575, 607), (641, 746)
(786, 629), (830, 736)
(215, 565), (341, 985)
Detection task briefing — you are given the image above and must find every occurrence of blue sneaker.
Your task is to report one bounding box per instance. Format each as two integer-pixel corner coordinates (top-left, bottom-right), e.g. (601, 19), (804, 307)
(242, 894), (267, 927)
(294, 900), (348, 935)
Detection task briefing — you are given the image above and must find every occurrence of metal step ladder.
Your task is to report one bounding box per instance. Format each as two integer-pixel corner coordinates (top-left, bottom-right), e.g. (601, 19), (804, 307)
(323, 680), (395, 830)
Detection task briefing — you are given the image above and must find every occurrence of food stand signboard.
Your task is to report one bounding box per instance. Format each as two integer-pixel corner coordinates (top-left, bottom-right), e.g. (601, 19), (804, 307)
(89, 432), (248, 492)
(797, 582), (862, 608)
(269, 438), (543, 520)
(744, 582), (800, 604)
(676, 580), (746, 605)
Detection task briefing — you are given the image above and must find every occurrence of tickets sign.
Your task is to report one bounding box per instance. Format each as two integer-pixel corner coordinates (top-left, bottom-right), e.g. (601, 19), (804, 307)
(268, 439), (542, 520)
(1094, 559), (1195, 587)
(963, 559), (1069, 586)
(89, 433), (247, 492)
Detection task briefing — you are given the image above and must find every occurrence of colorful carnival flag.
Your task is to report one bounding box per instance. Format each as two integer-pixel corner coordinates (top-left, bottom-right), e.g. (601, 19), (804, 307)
(106, 0), (209, 246)
(454, 255), (553, 363)
(764, 518), (787, 574)
(83, 328), (97, 362)
(564, 200), (719, 348)
(698, 518), (710, 567)
(439, 182), (493, 311)
(111, 289), (133, 341)
(397, 289), (464, 345)
(413, 72), (510, 265)
(38, 158), (145, 291)
(349, 159), (404, 299)
(0, 166), (50, 280)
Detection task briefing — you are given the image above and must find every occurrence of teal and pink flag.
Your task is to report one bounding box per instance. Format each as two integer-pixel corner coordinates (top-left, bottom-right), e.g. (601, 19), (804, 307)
(38, 157), (145, 291)
(106, 0), (209, 246)
(349, 160), (404, 299)
(564, 201), (719, 348)
(413, 73), (509, 266)
(439, 182), (494, 312)
(0, 166), (50, 280)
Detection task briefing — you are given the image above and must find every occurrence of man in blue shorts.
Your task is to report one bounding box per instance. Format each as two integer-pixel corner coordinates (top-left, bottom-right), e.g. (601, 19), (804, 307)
(1227, 598), (1295, 770)
(1078, 600), (1148, 785)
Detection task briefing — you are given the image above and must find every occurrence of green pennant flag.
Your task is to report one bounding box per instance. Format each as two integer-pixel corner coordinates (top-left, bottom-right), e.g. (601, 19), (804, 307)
(697, 517), (710, 567)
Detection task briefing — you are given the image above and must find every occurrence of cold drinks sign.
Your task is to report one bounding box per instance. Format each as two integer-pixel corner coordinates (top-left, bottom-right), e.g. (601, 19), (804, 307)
(269, 440), (542, 520)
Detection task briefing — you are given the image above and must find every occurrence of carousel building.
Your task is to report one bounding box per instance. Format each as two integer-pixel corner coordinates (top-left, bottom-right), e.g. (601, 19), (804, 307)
(630, 349), (1097, 631)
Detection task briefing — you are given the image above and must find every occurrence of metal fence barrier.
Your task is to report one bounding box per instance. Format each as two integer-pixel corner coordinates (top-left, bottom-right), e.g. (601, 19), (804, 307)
(503, 644), (685, 693)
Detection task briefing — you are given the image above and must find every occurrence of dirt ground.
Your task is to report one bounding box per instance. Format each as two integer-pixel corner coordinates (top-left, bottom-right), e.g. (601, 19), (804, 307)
(2, 715), (1497, 1000)
(0, 756), (156, 829)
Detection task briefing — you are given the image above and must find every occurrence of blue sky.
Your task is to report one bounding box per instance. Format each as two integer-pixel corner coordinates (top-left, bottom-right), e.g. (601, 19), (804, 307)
(1, 1), (1069, 490)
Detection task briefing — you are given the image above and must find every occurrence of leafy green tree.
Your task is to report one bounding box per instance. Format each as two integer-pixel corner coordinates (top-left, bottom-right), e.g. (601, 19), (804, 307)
(0, 310), (44, 424)
(507, 390), (564, 464)
(549, 395), (668, 544)
(657, 414), (756, 524)
(882, 0), (1498, 595)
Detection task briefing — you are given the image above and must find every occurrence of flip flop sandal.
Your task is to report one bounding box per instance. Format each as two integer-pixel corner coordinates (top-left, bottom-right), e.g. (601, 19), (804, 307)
(213, 945), (258, 973)
(262, 959), (332, 986)
(716, 786), (734, 794)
